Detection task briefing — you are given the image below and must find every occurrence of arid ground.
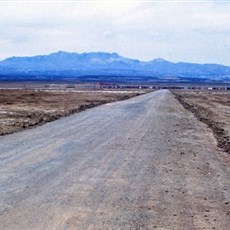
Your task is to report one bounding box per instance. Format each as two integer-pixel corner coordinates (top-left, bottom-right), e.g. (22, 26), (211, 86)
(173, 90), (230, 154)
(0, 89), (229, 229)
(0, 88), (142, 135)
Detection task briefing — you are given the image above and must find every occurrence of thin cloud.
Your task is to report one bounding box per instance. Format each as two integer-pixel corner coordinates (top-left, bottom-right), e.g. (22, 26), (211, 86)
(0, 1), (229, 65)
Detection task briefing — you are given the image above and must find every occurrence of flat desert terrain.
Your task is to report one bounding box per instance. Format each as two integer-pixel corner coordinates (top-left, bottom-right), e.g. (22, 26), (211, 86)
(173, 90), (230, 154)
(0, 90), (229, 229)
(0, 89), (142, 135)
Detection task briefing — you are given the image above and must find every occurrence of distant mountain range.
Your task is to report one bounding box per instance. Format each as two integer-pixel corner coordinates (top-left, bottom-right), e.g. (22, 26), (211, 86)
(0, 51), (229, 83)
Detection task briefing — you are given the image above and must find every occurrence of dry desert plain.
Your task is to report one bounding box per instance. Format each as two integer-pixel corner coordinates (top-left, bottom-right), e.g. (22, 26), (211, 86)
(0, 88), (143, 135)
(173, 90), (230, 154)
(0, 86), (229, 229)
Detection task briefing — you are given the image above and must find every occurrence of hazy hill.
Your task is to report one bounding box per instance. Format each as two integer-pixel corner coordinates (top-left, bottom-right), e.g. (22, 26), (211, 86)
(0, 51), (229, 83)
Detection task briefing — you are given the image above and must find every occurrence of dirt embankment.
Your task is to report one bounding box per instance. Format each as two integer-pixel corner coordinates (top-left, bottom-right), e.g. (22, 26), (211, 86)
(0, 89), (142, 135)
(172, 90), (230, 154)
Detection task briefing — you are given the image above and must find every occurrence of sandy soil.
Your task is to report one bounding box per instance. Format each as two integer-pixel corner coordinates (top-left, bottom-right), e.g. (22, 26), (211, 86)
(0, 90), (229, 229)
(0, 89), (142, 135)
(173, 90), (230, 154)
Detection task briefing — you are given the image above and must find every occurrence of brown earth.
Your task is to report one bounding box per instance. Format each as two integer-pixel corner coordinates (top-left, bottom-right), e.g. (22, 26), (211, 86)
(172, 90), (230, 154)
(0, 89), (143, 135)
(0, 90), (229, 229)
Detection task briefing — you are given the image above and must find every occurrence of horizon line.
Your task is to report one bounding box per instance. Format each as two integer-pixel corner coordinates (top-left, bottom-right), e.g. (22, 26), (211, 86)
(0, 50), (229, 67)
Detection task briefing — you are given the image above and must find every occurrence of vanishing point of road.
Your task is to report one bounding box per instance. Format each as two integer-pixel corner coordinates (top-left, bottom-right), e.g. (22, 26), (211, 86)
(0, 90), (229, 229)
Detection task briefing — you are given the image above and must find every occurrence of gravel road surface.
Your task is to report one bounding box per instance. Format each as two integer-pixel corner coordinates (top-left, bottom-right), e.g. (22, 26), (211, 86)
(0, 90), (229, 229)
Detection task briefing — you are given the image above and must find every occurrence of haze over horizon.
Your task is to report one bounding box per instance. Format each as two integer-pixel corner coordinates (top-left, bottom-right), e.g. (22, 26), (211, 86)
(1, 50), (230, 67)
(0, 1), (229, 65)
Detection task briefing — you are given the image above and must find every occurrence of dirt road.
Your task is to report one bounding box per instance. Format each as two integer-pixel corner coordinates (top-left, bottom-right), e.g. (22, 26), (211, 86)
(0, 89), (141, 135)
(0, 90), (229, 229)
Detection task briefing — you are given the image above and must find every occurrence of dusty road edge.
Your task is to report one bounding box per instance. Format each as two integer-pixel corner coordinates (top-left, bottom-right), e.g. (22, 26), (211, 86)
(0, 92), (143, 136)
(172, 91), (230, 155)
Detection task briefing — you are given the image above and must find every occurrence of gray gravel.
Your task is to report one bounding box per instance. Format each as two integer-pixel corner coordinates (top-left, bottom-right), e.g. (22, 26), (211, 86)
(0, 90), (229, 229)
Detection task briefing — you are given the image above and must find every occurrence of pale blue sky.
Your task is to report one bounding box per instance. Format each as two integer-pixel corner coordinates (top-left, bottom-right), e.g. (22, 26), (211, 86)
(0, 1), (229, 65)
